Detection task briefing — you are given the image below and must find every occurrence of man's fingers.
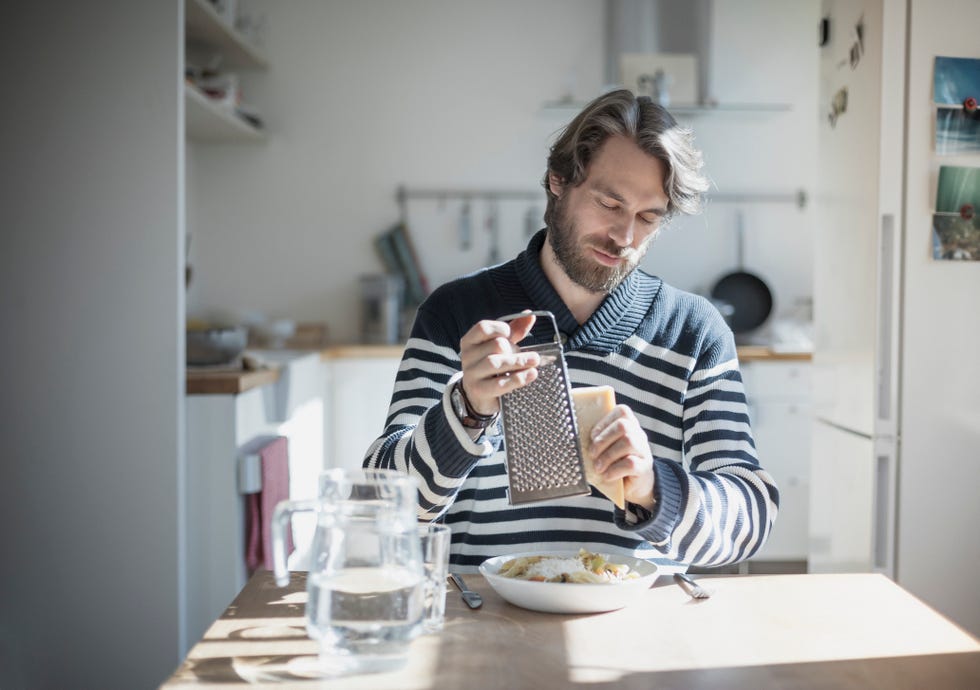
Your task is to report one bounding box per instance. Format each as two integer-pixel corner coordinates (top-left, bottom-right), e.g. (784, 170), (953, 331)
(592, 438), (634, 474)
(590, 412), (632, 455)
(460, 312), (535, 352)
(460, 319), (513, 350)
(506, 312), (537, 345)
(457, 311), (540, 413)
(461, 338), (539, 372)
(486, 351), (540, 372)
(491, 368), (539, 394)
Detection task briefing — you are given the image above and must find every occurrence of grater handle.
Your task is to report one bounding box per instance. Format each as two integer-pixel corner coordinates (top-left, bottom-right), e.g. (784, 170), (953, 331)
(498, 310), (561, 346)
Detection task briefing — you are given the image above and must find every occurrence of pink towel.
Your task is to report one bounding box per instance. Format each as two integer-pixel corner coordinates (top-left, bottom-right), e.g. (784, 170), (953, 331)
(245, 436), (293, 575)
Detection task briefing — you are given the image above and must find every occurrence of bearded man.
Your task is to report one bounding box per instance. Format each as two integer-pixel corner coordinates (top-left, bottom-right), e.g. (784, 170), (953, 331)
(365, 89), (778, 575)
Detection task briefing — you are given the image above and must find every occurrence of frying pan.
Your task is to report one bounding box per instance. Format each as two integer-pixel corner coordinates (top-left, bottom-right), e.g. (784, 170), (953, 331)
(710, 211), (773, 334)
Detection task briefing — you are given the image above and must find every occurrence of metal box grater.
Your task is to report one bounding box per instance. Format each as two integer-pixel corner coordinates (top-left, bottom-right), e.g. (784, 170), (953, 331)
(498, 311), (589, 505)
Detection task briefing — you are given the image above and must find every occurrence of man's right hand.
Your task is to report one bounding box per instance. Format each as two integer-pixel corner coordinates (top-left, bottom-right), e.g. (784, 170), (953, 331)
(458, 312), (541, 416)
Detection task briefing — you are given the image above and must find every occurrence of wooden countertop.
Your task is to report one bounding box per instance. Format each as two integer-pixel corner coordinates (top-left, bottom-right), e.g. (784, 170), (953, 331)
(319, 344), (406, 360)
(185, 346), (405, 395)
(185, 367), (280, 395)
(736, 345), (813, 362)
(186, 344), (809, 395)
(162, 571), (978, 689)
(319, 344), (810, 362)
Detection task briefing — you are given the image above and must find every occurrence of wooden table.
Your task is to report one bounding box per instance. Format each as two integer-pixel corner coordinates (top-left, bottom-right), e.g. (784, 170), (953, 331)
(162, 571), (980, 689)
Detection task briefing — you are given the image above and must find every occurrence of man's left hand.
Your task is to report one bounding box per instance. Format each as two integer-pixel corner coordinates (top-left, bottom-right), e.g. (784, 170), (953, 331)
(589, 405), (656, 511)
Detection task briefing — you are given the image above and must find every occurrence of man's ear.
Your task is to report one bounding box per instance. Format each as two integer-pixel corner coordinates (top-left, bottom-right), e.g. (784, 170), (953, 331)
(547, 171), (565, 198)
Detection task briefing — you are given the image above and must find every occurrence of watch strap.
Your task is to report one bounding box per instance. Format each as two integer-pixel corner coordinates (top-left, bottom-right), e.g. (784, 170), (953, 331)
(453, 380), (498, 429)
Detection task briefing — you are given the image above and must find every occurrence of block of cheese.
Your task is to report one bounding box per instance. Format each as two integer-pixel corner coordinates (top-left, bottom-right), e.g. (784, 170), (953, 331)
(571, 385), (625, 509)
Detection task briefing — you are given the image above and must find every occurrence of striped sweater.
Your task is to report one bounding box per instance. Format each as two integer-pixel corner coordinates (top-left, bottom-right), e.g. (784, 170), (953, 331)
(365, 230), (778, 573)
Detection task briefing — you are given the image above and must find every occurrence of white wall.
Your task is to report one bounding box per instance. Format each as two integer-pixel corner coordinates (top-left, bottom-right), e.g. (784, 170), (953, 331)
(650, 0), (819, 320)
(898, 0), (980, 636)
(188, 0), (819, 343)
(0, 2), (184, 688)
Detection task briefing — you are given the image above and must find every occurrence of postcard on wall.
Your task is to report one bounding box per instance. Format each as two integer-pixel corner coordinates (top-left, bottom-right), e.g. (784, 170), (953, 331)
(934, 57), (980, 155)
(932, 165), (980, 261)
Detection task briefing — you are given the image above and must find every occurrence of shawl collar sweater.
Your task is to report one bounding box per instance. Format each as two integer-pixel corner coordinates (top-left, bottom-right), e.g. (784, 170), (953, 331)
(366, 231), (778, 572)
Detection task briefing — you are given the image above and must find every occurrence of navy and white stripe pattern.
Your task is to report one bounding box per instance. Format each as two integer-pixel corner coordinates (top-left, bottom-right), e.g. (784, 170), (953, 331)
(365, 231), (778, 574)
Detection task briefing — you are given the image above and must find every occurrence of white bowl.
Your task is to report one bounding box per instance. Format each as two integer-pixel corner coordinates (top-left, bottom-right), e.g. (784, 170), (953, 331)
(478, 550), (660, 614)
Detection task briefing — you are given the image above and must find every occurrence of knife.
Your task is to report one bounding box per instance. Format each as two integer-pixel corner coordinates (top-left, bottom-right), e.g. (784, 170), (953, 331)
(449, 573), (483, 609)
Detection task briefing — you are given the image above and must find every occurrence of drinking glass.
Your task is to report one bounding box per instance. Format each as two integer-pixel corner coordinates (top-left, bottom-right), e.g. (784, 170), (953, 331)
(272, 468), (423, 673)
(418, 523), (452, 633)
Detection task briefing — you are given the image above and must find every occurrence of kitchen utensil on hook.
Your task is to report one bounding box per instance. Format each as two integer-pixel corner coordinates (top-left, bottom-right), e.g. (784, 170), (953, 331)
(524, 205), (540, 239)
(709, 210), (773, 334)
(498, 311), (590, 505)
(459, 200), (472, 251)
(486, 197), (500, 265)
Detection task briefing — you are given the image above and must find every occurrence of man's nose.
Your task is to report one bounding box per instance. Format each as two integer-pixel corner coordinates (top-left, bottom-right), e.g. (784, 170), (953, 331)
(609, 218), (635, 247)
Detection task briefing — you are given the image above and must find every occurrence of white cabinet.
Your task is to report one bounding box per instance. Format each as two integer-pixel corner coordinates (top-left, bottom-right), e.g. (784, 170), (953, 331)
(808, 421), (874, 573)
(183, 351), (325, 655)
(740, 360), (812, 561)
(323, 350), (403, 471)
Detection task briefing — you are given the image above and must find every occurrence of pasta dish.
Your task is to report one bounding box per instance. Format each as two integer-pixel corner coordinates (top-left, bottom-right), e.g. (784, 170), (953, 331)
(497, 549), (641, 584)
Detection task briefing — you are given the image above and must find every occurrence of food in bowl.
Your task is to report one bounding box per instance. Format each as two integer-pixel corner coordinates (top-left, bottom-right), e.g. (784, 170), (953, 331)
(480, 550), (659, 613)
(497, 549), (640, 584)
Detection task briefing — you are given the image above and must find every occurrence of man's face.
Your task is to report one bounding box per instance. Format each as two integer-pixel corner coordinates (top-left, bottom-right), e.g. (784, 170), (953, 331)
(548, 135), (669, 293)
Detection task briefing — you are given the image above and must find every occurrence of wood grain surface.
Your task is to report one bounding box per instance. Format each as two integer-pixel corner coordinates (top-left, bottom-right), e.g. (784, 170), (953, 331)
(185, 368), (279, 395)
(162, 571), (979, 689)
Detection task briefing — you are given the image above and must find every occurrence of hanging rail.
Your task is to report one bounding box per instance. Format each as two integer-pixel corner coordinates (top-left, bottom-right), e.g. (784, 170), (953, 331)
(396, 185), (540, 223)
(709, 189), (808, 209)
(396, 185), (807, 220)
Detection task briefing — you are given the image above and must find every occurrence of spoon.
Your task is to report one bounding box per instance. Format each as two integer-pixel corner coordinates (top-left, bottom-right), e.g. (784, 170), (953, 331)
(449, 573), (483, 609)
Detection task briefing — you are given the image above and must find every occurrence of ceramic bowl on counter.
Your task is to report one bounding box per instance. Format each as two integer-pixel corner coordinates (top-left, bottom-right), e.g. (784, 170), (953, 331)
(186, 325), (248, 366)
(479, 550), (660, 614)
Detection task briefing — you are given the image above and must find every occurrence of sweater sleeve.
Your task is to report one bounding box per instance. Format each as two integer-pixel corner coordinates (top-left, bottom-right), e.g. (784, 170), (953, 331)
(362, 303), (502, 520)
(615, 331), (780, 566)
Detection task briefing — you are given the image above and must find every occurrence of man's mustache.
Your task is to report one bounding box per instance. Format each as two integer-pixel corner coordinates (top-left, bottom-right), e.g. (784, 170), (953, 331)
(587, 240), (636, 260)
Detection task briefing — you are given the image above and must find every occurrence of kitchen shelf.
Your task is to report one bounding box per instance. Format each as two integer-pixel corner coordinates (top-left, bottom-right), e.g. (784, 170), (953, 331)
(184, 0), (267, 69)
(185, 81), (264, 141)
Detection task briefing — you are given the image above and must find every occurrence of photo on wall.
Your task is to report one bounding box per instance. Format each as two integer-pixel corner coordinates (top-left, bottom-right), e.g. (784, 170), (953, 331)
(932, 165), (980, 261)
(934, 56), (980, 155)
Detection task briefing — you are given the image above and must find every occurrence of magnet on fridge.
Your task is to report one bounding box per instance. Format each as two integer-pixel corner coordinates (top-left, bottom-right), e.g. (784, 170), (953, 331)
(819, 17), (830, 47)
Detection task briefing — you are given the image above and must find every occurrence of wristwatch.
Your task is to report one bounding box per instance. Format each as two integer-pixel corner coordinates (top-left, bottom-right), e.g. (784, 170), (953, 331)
(450, 380), (499, 430)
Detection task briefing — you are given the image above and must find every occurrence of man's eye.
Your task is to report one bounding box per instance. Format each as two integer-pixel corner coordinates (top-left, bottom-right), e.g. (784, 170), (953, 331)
(599, 200), (617, 210)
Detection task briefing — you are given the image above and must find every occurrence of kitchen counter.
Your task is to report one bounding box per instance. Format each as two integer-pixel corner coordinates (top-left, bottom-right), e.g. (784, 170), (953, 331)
(736, 345), (812, 361)
(186, 346), (405, 396)
(162, 570), (979, 689)
(186, 344), (808, 395)
(185, 367), (280, 394)
(318, 344), (809, 362)
(319, 344), (405, 361)
(326, 344), (810, 361)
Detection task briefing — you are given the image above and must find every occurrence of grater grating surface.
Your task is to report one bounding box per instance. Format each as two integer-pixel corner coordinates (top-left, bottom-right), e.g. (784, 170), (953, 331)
(498, 311), (589, 505)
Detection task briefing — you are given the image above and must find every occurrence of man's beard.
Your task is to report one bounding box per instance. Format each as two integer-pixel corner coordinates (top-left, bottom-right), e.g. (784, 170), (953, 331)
(547, 197), (655, 294)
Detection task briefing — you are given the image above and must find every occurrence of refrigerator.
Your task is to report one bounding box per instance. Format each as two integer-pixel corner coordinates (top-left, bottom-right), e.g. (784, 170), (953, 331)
(811, 0), (980, 637)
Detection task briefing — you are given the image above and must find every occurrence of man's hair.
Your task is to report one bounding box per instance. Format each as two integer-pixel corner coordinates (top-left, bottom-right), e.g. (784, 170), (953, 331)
(543, 89), (710, 229)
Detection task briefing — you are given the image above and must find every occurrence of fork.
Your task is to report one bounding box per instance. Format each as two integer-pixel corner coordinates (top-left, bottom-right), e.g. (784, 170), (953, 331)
(674, 572), (712, 599)
(449, 573), (483, 609)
